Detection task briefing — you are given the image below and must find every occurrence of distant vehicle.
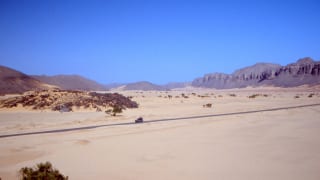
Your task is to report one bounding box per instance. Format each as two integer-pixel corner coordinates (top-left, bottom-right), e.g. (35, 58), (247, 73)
(135, 117), (144, 123)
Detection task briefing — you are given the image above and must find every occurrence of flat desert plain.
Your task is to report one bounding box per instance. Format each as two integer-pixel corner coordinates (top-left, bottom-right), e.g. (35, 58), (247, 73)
(1, 87), (320, 180)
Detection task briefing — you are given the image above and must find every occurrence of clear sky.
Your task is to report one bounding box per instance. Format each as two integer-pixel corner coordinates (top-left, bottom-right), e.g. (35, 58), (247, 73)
(0, 0), (319, 84)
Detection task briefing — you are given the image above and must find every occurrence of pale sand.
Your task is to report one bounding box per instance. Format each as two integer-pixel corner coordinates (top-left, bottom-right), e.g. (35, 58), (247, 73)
(0, 87), (320, 179)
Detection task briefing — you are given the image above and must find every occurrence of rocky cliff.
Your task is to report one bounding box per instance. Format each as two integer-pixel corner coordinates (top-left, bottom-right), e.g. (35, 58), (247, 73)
(192, 57), (320, 89)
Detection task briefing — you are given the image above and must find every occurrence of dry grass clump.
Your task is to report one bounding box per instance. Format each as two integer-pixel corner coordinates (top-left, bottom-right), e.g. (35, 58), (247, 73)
(248, 94), (269, 98)
(198, 95), (210, 98)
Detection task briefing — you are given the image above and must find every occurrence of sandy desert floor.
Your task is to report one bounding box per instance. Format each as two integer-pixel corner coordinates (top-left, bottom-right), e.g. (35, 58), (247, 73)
(1, 87), (320, 180)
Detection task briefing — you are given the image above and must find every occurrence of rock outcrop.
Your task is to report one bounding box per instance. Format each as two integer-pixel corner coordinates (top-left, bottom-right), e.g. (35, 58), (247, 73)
(0, 89), (138, 112)
(192, 57), (320, 89)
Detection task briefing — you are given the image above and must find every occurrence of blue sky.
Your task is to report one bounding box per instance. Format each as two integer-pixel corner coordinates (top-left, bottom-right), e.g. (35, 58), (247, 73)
(0, 0), (319, 84)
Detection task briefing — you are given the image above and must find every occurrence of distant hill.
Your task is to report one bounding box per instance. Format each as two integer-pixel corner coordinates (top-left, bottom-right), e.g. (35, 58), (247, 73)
(122, 81), (167, 91)
(0, 66), (54, 94)
(163, 82), (190, 89)
(104, 83), (126, 89)
(2, 56), (319, 94)
(32, 75), (108, 91)
(192, 57), (320, 89)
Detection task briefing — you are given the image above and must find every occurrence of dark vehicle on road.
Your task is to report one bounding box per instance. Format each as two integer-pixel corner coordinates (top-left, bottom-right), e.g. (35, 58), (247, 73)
(135, 117), (143, 123)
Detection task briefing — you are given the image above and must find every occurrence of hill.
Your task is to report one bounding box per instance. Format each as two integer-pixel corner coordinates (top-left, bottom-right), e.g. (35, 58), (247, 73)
(122, 81), (167, 91)
(0, 66), (54, 94)
(32, 75), (107, 91)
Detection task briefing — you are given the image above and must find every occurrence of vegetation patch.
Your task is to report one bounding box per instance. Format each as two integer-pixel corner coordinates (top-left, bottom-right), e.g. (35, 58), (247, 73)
(203, 103), (213, 108)
(248, 94), (269, 98)
(0, 90), (138, 112)
(19, 161), (68, 180)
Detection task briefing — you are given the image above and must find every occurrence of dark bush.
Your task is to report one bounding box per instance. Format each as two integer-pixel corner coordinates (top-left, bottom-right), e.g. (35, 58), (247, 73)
(19, 161), (68, 180)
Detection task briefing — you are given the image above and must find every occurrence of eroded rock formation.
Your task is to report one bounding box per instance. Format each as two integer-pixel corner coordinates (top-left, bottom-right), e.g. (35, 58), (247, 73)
(192, 57), (320, 89)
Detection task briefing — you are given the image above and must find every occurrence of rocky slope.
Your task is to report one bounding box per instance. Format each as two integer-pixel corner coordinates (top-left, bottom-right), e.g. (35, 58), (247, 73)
(0, 89), (138, 112)
(32, 75), (107, 91)
(192, 57), (320, 89)
(0, 66), (55, 95)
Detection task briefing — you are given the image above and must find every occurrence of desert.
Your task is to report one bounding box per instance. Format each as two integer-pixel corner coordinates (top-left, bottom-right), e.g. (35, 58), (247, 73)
(1, 86), (320, 179)
(1, 1), (320, 179)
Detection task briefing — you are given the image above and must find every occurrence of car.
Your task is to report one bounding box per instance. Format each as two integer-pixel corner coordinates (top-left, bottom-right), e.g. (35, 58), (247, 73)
(135, 117), (144, 123)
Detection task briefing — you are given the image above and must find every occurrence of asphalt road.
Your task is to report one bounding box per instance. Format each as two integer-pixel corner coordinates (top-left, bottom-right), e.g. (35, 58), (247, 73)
(1, 103), (319, 139)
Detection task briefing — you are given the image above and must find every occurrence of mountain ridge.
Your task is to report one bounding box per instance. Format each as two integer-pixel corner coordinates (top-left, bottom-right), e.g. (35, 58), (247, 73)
(1, 57), (320, 94)
(0, 66), (55, 94)
(32, 75), (108, 91)
(192, 57), (320, 89)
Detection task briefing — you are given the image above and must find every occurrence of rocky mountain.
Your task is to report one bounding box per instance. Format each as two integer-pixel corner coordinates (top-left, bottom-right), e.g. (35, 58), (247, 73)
(0, 66), (54, 95)
(122, 81), (167, 91)
(192, 57), (320, 89)
(32, 75), (108, 91)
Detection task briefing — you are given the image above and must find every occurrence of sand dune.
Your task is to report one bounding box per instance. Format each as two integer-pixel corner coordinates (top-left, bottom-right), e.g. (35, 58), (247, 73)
(0, 87), (320, 179)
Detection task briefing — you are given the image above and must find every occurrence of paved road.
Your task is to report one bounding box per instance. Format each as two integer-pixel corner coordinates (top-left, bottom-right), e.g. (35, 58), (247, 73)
(1, 103), (319, 139)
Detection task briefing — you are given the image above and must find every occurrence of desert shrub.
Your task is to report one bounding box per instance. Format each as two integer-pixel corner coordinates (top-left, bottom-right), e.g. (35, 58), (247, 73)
(294, 95), (300, 99)
(105, 105), (123, 116)
(229, 94), (236, 97)
(19, 161), (68, 180)
(203, 103), (212, 108)
(198, 95), (210, 98)
(181, 93), (189, 98)
(248, 94), (259, 98)
(308, 93), (315, 98)
(248, 94), (268, 98)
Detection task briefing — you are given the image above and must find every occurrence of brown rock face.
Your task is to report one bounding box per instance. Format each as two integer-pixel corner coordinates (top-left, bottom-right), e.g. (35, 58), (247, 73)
(192, 57), (320, 89)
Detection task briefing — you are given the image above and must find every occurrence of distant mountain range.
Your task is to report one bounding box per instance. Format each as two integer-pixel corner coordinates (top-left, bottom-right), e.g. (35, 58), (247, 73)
(107, 82), (190, 91)
(192, 57), (320, 89)
(1, 57), (319, 94)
